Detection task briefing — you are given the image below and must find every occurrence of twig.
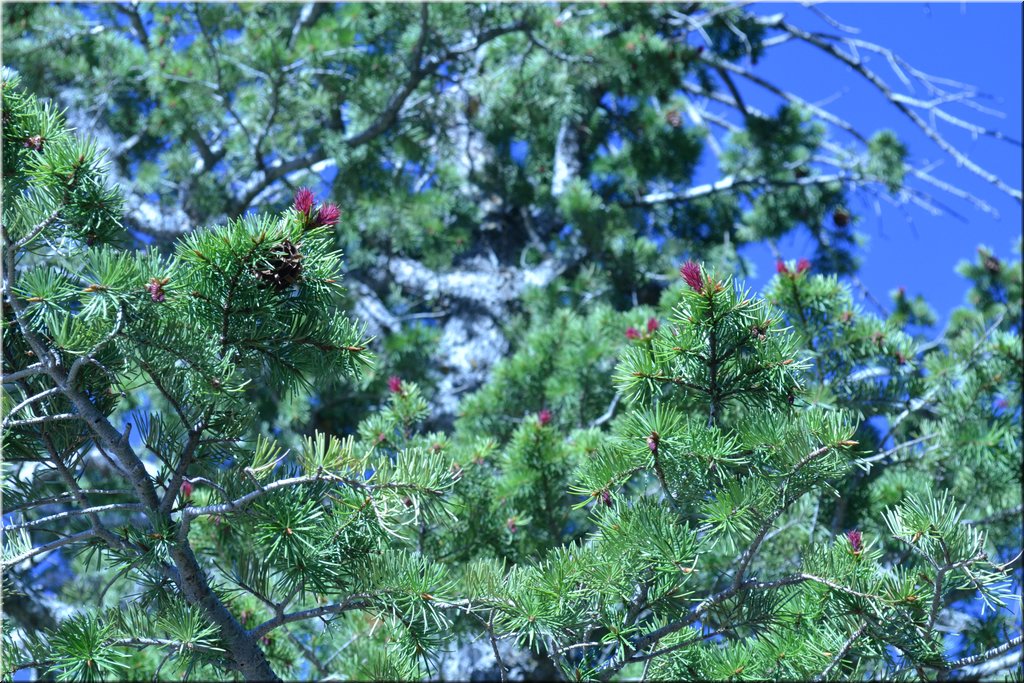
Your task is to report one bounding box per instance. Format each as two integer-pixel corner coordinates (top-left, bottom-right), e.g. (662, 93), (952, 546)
(4, 413), (83, 429)
(815, 623), (867, 680)
(488, 609), (508, 683)
(3, 503), (145, 533)
(773, 18), (1022, 201)
(2, 387), (62, 425)
(248, 594), (376, 641)
(2, 363), (46, 383)
(2, 530), (97, 569)
(588, 393), (621, 428)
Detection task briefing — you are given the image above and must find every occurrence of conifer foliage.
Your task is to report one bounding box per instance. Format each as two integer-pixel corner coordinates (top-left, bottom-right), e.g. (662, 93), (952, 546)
(1, 3), (1022, 681)
(458, 263), (1017, 680)
(1, 71), (459, 681)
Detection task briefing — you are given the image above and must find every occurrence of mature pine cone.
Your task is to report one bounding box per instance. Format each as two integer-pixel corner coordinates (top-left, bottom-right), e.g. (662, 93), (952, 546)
(255, 239), (304, 291)
(833, 207), (851, 228)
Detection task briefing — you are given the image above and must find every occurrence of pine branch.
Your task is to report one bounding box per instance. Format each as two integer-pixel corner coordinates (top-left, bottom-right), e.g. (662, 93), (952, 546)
(597, 571), (877, 679)
(247, 594), (376, 641)
(632, 172), (854, 207)
(949, 637), (1023, 677)
(892, 634), (1024, 678)
(2, 362), (46, 382)
(487, 609), (509, 683)
(39, 431), (138, 554)
(4, 412), (83, 429)
(814, 622), (867, 681)
(854, 433), (938, 472)
(158, 417), (210, 516)
(733, 444), (834, 589)
(3, 489), (134, 513)
(1, 386), (62, 426)
(3, 232), (280, 680)
(13, 207), (63, 250)
(2, 502), (146, 533)
(111, 637), (227, 658)
(183, 471), (445, 522)
(66, 303), (125, 387)
(2, 530), (97, 569)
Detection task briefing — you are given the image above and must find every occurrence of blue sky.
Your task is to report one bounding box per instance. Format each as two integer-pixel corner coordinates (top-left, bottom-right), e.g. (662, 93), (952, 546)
(735, 3), (1022, 330)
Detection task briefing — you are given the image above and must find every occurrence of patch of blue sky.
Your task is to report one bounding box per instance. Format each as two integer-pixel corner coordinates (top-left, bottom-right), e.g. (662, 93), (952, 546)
(864, 414), (891, 449)
(599, 93), (639, 117)
(509, 139), (529, 167)
(28, 551), (69, 584)
(403, 160), (425, 178)
(320, 164), (339, 196)
(173, 33), (196, 52)
(352, 37), (381, 55)
(130, 98), (157, 118)
(417, 174), (436, 191)
(339, 101), (352, 130)
(588, 174), (619, 201)
(603, 130), (624, 154)
(131, 229), (155, 245)
(76, 4), (101, 23)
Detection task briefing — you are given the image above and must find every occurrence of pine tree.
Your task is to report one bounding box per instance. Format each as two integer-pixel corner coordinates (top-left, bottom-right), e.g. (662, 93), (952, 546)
(457, 262), (1018, 680)
(2, 71), (461, 681)
(2, 3), (1021, 681)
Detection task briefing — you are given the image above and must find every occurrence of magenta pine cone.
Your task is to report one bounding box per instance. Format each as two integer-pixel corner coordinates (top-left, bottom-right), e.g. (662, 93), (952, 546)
(294, 187), (315, 215)
(680, 261), (703, 293)
(314, 202), (341, 227)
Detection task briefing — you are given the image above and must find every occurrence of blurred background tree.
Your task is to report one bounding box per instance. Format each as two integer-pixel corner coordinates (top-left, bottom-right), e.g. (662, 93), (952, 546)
(4, 2), (1018, 431)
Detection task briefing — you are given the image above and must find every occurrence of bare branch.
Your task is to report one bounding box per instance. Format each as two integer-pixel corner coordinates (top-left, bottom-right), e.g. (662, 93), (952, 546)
(112, 2), (150, 49)
(633, 172), (853, 207)
(2, 530), (97, 570)
(771, 18), (1022, 201)
(14, 207), (63, 251)
(4, 412), (83, 429)
(588, 393), (621, 429)
(2, 387), (62, 425)
(184, 471), (445, 522)
(248, 594), (375, 641)
(3, 502), (146, 533)
(2, 363), (46, 383)
(949, 636), (1024, 676)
